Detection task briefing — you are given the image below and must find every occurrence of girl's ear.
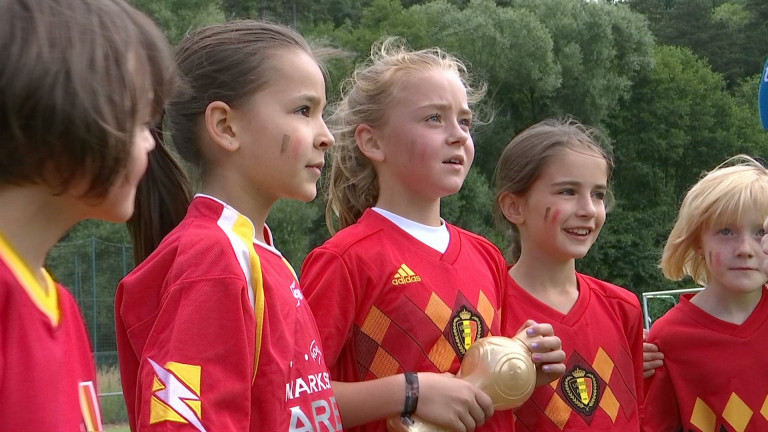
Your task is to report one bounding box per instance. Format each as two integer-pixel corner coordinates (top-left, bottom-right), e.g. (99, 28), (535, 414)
(204, 101), (239, 152)
(499, 192), (525, 225)
(695, 243), (704, 260)
(355, 124), (385, 162)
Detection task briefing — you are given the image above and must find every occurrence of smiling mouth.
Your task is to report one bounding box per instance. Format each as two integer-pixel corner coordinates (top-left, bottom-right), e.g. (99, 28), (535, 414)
(443, 158), (463, 165)
(565, 228), (592, 236)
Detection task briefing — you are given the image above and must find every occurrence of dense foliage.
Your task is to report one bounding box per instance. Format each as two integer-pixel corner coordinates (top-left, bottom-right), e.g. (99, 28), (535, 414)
(54, 0), (768, 306)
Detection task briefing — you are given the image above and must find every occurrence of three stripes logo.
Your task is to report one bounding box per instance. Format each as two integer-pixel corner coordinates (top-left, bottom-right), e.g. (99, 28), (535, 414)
(391, 263), (422, 285)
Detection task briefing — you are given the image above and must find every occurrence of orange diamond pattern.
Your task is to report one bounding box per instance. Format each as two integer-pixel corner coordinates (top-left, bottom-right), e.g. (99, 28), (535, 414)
(476, 291), (495, 333)
(425, 293), (452, 330)
(599, 386), (620, 422)
(690, 397), (716, 432)
(550, 377), (560, 390)
(544, 392), (571, 430)
(723, 393), (752, 432)
(369, 347), (399, 378)
(591, 348), (614, 382)
(428, 336), (456, 372)
(360, 306), (390, 343)
(761, 394), (768, 421)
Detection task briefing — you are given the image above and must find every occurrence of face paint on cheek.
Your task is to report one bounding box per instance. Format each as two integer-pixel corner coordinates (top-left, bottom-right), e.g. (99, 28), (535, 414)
(280, 134), (291, 154)
(706, 250), (721, 268)
(544, 207), (551, 221)
(412, 140), (428, 163)
(551, 208), (561, 224)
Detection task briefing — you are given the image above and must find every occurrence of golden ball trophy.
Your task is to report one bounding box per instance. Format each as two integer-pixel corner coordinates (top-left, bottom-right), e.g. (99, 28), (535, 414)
(387, 332), (538, 432)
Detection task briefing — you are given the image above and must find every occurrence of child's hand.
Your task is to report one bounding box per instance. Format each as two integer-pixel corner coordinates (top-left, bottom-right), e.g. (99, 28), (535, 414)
(642, 328), (664, 378)
(416, 372), (494, 432)
(516, 320), (566, 387)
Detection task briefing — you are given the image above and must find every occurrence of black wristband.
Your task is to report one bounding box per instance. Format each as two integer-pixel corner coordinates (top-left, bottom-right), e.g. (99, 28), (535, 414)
(402, 372), (419, 418)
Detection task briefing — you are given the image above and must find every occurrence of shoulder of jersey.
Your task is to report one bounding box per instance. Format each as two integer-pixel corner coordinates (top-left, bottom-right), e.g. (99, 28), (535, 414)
(578, 272), (639, 306)
(316, 222), (385, 255)
(452, 225), (498, 248)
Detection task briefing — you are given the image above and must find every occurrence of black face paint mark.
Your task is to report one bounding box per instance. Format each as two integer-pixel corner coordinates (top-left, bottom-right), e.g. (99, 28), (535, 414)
(708, 251), (712, 263)
(544, 207), (551, 221)
(281, 134), (291, 154)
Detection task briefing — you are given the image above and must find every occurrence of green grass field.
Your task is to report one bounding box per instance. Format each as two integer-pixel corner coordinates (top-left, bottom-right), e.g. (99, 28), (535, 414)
(105, 425), (130, 432)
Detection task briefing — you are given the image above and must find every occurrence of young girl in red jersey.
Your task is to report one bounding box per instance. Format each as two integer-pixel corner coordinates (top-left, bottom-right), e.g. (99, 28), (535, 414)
(0, 0), (175, 431)
(300, 38), (565, 432)
(644, 155), (768, 432)
(115, 21), (341, 431)
(493, 118), (644, 431)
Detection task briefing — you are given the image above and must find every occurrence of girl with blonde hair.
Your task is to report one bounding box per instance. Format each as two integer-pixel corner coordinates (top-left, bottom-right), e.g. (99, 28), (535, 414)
(301, 38), (565, 432)
(645, 155), (768, 431)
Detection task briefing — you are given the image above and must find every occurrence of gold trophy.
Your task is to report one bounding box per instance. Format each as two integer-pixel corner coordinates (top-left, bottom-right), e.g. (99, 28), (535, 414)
(387, 332), (538, 432)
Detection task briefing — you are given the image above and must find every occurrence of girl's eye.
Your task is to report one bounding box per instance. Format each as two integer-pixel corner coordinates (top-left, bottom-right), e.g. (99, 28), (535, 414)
(757, 229), (766, 237)
(427, 114), (441, 123)
(297, 106), (311, 117)
(718, 228), (733, 236)
(592, 191), (606, 201)
(558, 188), (575, 196)
(459, 118), (472, 128)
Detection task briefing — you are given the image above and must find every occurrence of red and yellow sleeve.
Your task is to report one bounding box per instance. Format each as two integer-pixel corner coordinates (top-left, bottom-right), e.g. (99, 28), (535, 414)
(133, 276), (255, 432)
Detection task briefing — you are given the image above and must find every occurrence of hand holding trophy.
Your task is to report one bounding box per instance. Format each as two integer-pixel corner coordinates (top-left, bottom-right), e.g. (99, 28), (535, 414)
(387, 329), (540, 432)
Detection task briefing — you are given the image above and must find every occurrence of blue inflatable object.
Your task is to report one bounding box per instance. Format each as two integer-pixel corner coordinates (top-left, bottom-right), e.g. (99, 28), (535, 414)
(760, 57), (768, 129)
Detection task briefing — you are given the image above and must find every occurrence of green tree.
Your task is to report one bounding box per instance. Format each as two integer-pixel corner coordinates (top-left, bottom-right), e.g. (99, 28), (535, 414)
(629, 0), (768, 86)
(442, 167), (500, 244)
(267, 198), (325, 271)
(221, 0), (373, 28)
(584, 45), (768, 293)
(132, 0), (225, 43)
(508, 0), (655, 125)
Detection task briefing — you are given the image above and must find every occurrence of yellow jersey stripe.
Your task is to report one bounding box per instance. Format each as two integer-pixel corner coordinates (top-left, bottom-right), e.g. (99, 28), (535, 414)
(0, 231), (59, 325)
(216, 208), (265, 384)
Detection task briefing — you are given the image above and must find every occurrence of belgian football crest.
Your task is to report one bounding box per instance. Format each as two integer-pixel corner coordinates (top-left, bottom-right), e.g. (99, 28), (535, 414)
(449, 305), (484, 356)
(556, 351), (605, 424)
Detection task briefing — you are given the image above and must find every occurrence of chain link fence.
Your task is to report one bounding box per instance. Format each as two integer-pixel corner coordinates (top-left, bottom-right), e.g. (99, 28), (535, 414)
(47, 238), (134, 425)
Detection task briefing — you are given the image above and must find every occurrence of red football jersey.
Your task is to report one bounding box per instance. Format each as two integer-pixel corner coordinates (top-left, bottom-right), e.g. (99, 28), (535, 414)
(0, 233), (102, 432)
(644, 289), (768, 432)
(116, 195), (338, 432)
(502, 272), (643, 431)
(301, 209), (510, 432)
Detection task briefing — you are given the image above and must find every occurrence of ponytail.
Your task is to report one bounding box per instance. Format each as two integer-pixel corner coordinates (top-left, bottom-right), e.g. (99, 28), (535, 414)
(128, 124), (192, 264)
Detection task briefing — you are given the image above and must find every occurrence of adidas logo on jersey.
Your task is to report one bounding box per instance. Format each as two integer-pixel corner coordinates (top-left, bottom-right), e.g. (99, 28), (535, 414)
(392, 264), (421, 285)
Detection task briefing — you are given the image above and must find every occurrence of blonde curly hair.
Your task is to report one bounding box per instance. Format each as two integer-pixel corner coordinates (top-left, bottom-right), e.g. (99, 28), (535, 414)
(325, 37), (486, 233)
